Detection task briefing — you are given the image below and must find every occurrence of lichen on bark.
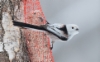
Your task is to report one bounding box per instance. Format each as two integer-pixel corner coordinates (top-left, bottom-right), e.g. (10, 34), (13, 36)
(0, 0), (30, 62)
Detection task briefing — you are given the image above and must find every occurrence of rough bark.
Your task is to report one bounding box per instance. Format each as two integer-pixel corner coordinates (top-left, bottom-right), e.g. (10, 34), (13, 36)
(0, 0), (54, 62)
(0, 0), (30, 62)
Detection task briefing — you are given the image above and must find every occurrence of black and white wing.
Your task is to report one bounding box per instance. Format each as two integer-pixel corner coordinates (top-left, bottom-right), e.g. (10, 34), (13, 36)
(45, 23), (68, 41)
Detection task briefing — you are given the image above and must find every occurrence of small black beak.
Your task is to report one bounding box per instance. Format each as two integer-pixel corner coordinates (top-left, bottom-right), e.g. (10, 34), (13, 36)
(76, 28), (79, 31)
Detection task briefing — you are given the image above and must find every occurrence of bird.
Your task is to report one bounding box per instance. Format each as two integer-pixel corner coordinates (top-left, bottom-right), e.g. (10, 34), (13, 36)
(13, 21), (79, 50)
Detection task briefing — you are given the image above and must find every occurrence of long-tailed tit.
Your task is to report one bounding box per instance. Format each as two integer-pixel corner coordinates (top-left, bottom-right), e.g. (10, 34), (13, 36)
(13, 21), (79, 50)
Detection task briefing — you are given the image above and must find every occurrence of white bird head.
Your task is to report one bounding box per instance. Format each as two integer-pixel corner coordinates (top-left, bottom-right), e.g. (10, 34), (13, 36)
(66, 24), (79, 41)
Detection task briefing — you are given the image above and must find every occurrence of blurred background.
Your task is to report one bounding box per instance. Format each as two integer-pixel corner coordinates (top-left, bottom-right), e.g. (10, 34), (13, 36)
(40, 0), (100, 62)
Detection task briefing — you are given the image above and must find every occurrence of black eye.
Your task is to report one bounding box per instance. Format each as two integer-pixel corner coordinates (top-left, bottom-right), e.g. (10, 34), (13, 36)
(72, 27), (74, 29)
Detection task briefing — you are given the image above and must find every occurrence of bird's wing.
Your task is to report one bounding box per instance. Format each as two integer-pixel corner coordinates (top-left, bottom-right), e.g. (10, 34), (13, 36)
(45, 24), (68, 41)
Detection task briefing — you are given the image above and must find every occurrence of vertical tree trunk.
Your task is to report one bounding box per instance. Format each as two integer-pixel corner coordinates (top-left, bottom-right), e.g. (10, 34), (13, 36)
(0, 0), (54, 62)
(0, 0), (30, 62)
(23, 0), (54, 62)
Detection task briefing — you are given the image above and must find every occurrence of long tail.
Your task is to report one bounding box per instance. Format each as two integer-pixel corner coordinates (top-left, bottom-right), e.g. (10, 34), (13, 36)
(13, 21), (67, 40)
(13, 21), (46, 30)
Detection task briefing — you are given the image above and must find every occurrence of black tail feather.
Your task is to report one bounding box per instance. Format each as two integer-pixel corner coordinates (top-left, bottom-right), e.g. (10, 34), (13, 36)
(13, 21), (45, 30)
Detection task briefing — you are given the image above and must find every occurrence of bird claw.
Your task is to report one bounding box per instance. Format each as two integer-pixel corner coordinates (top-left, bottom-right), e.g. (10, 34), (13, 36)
(50, 47), (53, 50)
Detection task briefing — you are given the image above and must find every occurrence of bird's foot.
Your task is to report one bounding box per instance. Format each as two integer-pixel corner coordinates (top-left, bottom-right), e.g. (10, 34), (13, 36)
(50, 47), (53, 50)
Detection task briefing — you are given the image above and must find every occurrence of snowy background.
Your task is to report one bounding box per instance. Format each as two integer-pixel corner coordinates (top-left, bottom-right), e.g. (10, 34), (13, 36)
(40, 0), (100, 62)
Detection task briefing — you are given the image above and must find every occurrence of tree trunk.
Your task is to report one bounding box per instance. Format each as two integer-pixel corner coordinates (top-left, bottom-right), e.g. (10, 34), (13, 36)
(0, 0), (54, 62)
(0, 0), (30, 62)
